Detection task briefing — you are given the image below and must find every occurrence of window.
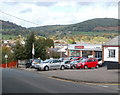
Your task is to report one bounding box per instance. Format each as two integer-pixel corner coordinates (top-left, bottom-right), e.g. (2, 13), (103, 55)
(52, 60), (58, 63)
(87, 60), (92, 62)
(65, 61), (70, 64)
(92, 59), (96, 61)
(108, 49), (115, 57)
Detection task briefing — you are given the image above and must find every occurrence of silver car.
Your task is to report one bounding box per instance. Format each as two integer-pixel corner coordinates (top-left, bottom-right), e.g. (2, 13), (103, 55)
(63, 60), (71, 69)
(35, 59), (65, 71)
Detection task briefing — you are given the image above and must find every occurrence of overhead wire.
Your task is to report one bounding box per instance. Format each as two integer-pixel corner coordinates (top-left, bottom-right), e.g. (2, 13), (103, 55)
(0, 11), (40, 26)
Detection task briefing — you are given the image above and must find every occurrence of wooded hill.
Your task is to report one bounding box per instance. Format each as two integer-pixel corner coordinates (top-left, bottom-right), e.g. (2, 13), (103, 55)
(1, 18), (119, 37)
(0, 20), (29, 36)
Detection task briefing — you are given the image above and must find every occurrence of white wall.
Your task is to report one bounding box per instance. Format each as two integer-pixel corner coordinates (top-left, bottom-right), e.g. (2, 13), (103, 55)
(104, 47), (119, 62)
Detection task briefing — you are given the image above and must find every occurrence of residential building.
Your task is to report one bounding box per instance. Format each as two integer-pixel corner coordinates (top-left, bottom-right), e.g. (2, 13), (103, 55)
(102, 35), (120, 69)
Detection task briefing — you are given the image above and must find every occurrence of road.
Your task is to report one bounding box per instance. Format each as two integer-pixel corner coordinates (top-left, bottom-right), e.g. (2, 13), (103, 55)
(1, 68), (119, 94)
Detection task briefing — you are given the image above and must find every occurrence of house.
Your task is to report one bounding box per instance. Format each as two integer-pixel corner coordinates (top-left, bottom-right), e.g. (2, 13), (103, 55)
(102, 35), (120, 69)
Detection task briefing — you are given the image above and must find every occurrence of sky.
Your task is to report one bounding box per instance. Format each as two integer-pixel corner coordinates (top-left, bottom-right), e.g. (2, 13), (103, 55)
(0, 0), (119, 28)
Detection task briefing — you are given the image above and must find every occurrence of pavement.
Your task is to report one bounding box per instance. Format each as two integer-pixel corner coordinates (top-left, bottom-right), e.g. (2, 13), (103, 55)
(2, 68), (119, 93)
(18, 66), (120, 84)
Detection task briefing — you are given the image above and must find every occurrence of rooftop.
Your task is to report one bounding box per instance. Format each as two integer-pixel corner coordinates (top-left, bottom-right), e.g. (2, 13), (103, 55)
(102, 35), (120, 46)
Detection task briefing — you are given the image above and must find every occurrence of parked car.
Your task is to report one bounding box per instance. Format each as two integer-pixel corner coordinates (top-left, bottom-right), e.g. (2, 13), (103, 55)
(70, 57), (82, 61)
(97, 58), (103, 67)
(63, 60), (71, 69)
(69, 60), (81, 69)
(76, 58), (99, 69)
(63, 57), (73, 60)
(35, 59), (65, 71)
(25, 59), (41, 68)
(25, 59), (33, 68)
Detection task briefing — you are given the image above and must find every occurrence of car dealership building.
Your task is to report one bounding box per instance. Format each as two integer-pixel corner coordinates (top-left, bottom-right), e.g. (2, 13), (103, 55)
(67, 44), (102, 58)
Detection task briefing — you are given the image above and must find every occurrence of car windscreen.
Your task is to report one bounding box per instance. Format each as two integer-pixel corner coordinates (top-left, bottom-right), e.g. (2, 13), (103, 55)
(65, 61), (71, 64)
(42, 59), (51, 63)
(80, 59), (87, 63)
(77, 61), (80, 63)
(34, 59), (40, 63)
(70, 61), (77, 64)
(72, 58), (78, 60)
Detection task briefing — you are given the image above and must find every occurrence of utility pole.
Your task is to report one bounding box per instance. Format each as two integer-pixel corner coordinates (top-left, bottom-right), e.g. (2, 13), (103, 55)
(32, 43), (35, 59)
(60, 44), (62, 58)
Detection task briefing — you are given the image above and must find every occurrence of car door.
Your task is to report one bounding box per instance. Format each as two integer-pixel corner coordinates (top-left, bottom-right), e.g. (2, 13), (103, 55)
(54, 60), (61, 69)
(93, 58), (98, 67)
(87, 59), (93, 68)
(49, 60), (55, 69)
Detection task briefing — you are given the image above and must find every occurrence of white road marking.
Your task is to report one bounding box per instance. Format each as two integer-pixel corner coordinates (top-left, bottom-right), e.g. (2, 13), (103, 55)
(102, 85), (108, 88)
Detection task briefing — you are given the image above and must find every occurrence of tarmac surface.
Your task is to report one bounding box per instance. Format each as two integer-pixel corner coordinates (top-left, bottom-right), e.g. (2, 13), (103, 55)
(21, 66), (119, 83)
(2, 68), (119, 94)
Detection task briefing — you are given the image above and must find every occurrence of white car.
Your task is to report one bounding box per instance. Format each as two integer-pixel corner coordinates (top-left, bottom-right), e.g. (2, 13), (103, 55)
(97, 58), (103, 67)
(63, 60), (71, 69)
(35, 59), (65, 71)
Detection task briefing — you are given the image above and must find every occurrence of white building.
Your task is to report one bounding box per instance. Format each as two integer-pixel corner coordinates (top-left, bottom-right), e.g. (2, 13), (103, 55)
(102, 35), (120, 69)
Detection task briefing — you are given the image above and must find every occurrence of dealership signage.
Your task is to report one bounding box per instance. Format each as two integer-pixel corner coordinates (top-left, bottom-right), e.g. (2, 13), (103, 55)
(75, 46), (84, 49)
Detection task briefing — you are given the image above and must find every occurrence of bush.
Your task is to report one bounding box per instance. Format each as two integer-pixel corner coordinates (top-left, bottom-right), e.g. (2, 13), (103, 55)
(2, 46), (16, 64)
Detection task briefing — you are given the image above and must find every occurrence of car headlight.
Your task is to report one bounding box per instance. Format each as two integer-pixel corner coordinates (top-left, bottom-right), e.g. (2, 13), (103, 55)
(82, 63), (85, 65)
(40, 64), (46, 68)
(77, 64), (81, 66)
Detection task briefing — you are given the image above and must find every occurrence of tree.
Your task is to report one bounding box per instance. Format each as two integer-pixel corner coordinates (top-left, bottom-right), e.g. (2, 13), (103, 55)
(12, 40), (26, 60)
(45, 38), (54, 48)
(25, 32), (35, 59)
(34, 37), (47, 60)
(2, 46), (16, 63)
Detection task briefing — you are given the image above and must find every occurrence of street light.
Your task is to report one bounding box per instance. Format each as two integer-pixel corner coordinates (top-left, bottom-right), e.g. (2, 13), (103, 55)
(5, 54), (8, 68)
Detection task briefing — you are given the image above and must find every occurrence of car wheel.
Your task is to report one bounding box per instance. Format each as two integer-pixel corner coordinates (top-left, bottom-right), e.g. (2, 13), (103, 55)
(60, 66), (64, 70)
(44, 66), (49, 71)
(37, 68), (40, 71)
(96, 64), (99, 69)
(84, 65), (88, 69)
(71, 65), (75, 69)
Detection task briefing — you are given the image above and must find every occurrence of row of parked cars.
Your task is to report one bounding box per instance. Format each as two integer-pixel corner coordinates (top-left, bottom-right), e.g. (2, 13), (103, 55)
(25, 57), (102, 71)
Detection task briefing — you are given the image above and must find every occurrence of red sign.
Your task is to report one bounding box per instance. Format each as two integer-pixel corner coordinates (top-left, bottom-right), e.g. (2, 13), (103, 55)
(75, 46), (84, 49)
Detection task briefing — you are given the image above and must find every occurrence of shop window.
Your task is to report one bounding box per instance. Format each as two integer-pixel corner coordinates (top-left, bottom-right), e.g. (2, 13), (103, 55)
(70, 50), (80, 57)
(82, 51), (92, 58)
(108, 49), (115, 58)
(95, 51), (102, 58)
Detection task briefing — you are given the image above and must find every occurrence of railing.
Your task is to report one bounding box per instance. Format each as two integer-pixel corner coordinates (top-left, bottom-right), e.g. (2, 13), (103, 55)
(0, 61), (18, 68)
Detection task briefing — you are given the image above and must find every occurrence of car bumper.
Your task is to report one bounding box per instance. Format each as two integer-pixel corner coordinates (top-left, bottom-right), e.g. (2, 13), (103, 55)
(64, 65), (70, 69)
(76, 65), (83, 68)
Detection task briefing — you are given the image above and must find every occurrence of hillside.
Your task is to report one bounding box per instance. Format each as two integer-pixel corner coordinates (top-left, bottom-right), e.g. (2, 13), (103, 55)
(29, 18), (119, 36)
(0, 20), (29, 36)
(1, 18), (119, 37)
(64, 18), (119, 32)
(0, 20), (25, 29)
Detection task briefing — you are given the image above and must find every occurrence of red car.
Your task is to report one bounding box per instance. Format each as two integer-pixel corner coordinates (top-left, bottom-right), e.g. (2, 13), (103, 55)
(76, 58), (99, 69)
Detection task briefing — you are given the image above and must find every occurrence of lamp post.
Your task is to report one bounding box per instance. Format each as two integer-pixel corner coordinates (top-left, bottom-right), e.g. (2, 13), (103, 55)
(5, 54), (8, 68)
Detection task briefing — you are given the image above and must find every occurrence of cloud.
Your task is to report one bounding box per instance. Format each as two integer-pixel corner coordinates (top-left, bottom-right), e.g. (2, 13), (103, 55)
(20, 8), (32, 13)
(0, 1), (118, 28)
(35, 2), (57, 7)
(2, 2), (19, 5)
